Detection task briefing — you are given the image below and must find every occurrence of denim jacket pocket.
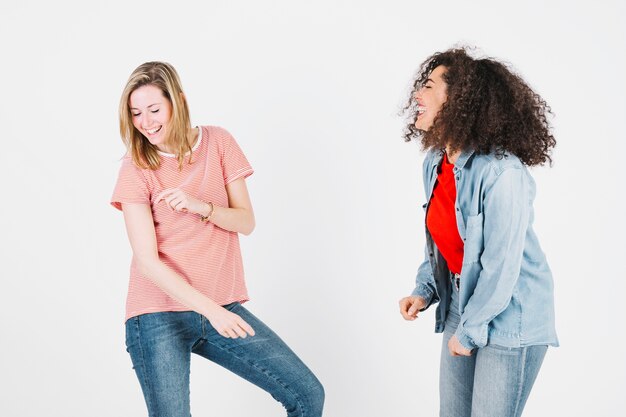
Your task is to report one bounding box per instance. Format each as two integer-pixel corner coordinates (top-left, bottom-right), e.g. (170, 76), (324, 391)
(463, 212), (484, 264)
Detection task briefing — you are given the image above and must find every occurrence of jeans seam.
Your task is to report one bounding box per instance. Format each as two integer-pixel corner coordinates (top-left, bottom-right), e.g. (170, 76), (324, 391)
(513, 346), (528, 417)
(134, 317), (156, 416)
(205, 337), (307, 416)
(192, 313), (206, 351)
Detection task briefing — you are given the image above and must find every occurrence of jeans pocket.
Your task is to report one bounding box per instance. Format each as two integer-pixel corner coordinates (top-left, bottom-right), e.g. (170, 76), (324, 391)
(222, 302), (241, 312)
(125, 316), (140, 352)
(483, 343), (520, 357)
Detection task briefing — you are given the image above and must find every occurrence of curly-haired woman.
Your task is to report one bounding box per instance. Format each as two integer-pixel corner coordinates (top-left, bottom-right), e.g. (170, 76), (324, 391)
(111, 61), (324, 417)
(398, 48), (558, 417)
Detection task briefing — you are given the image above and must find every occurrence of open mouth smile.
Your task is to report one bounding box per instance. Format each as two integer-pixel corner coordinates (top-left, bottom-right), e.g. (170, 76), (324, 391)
(145, 126), (162, 135)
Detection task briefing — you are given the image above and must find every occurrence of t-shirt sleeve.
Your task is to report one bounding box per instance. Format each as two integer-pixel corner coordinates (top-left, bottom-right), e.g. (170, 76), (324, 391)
(217, 127), (254, 185)
(110, 157), (151, 211)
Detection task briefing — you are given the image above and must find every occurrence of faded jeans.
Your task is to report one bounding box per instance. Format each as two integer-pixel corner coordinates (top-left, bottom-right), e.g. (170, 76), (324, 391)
(440, 284), (547, 417)
(125, 302), (324, 417)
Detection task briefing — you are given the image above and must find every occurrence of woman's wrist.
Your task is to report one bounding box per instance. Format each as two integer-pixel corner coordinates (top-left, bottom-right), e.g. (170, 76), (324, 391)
(201, 299), (223, 318)
(199, 201), (215, 223)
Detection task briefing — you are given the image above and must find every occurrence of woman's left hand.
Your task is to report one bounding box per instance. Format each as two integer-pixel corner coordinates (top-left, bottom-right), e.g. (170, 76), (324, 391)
(448, 335), (473, 357)
(155, 188), (206, 215)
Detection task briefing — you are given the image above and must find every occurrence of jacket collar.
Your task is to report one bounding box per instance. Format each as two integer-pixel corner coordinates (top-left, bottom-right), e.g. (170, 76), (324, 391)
(455, 149), (475, 170)
(431, 148), (475, 170)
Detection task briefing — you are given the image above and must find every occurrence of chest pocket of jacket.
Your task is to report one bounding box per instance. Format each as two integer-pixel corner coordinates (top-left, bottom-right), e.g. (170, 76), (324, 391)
(463, 212), (484, 264)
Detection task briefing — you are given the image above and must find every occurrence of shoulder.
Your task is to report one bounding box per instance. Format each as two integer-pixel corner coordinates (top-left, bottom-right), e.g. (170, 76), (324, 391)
(119, 154), (147, 174)
(115, 155), (157, 191)
(469, 152), (525, 178)
(201, 125), (235, 141)
(467, 152), (535, 199)
(200, 125), (238, 150)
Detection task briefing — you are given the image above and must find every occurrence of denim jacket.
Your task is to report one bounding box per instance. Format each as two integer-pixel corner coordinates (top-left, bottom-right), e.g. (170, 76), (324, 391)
(412, 148), (559, 350)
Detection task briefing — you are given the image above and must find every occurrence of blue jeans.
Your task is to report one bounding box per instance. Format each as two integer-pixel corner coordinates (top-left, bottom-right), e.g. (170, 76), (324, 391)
(125, 303), (324, 417)
(439, 284), (547, 417)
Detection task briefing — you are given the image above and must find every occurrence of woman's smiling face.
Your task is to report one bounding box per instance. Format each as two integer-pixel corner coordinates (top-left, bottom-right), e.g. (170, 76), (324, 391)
(414, 65), (448, 132)
(129, 84), (173, 152)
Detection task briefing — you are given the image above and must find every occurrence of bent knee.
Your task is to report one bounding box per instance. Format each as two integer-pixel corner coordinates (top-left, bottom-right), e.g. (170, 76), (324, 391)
(300, 375), (325, 416)
(309, 377), (325, 408)
(281, 373), (324, 417)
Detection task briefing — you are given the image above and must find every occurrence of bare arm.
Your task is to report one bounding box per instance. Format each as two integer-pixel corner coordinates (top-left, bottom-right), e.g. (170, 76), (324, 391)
(155, 177), (255, 235)
(121, 203), (254, 338)
(201, 177), (255, 234)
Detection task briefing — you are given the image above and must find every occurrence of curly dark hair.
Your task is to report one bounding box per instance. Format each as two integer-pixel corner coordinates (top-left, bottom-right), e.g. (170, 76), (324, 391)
(402, 47), (555, 166)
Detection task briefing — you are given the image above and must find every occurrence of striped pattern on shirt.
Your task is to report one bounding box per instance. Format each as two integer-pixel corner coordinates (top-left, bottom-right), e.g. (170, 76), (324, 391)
(111, 126), (254, 321)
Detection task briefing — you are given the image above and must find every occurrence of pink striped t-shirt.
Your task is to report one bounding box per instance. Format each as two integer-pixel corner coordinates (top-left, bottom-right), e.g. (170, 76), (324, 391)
(111, 126), (254, 321)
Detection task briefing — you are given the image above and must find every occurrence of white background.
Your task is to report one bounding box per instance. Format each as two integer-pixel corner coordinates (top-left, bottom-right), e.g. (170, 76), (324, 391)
(1, 0), (624, 416)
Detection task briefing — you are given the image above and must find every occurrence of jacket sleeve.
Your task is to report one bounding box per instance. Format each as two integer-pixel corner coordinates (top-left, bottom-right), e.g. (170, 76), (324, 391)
(411, 151), (439, 309)
(454, 166), (530, 349)
(411, 245), (439, 309)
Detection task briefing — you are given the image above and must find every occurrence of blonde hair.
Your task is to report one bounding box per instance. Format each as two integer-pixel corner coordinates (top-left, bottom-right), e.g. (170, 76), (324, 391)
(119, 62), (192, 170)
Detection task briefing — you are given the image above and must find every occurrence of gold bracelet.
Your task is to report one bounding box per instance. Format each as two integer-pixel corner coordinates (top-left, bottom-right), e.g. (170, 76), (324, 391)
(200, 202), (214, 223)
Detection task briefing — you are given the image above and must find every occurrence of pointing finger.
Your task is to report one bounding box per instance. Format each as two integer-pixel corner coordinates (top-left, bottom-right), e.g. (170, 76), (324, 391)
(155, 188), (177, 202)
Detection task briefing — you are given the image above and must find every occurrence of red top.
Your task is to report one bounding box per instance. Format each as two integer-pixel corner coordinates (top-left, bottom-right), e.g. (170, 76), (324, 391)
(426, 153), (464, 274)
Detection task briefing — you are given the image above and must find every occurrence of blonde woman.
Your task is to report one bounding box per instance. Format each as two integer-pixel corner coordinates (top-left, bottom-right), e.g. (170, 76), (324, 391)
(112, 62), (324, 417)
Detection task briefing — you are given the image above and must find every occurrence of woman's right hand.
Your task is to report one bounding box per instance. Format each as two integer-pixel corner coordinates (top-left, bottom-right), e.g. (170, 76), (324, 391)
(399, 296), (427, 321)
(205, 306), (256, 339)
